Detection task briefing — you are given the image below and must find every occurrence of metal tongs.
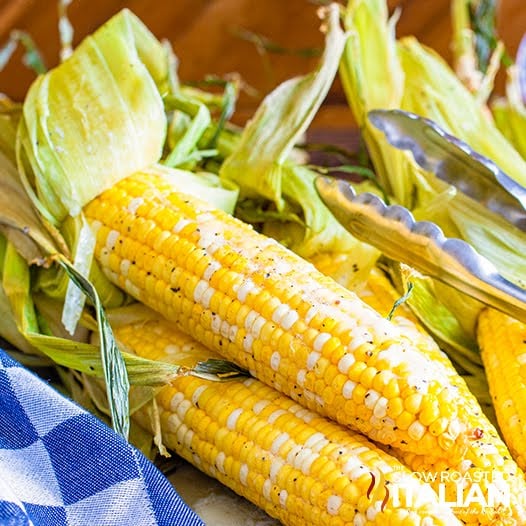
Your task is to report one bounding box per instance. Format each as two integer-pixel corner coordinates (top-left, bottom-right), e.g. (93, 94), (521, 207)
(315, 109), (526, 323)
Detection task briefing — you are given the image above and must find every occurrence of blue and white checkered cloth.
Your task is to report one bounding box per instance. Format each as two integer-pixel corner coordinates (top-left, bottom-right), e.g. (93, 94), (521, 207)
(0, 348), (204, 526)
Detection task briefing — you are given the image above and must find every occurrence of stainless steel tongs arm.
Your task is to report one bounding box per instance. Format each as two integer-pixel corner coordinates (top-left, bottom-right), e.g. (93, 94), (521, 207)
(315, 176), (526, 323)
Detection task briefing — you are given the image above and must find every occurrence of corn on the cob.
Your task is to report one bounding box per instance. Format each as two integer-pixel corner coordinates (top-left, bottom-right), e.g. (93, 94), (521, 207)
(477, 307), (526, 471)
(116, 314), (461, 526)
(85, 169), (479, 460)
(350, 269), (526, 525)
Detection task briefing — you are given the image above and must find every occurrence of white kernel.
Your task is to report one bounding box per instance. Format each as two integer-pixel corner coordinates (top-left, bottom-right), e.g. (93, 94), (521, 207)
(237, 279), (258, 302)
(373, 397), (388, 419)
(281, 310), (299, 330)
(228, 324), (238, 342)
(201, 287), (215, 309)
(342, 457), (363, 476)
(263, 479), (272, 500)
(296, 369), (307, 387)
(124, 279), (141, 299)
(353, 513), (366, 526)
(165, 344), (180, 355)
(272, 304), (299, 330)
(270, 432), (290, 455)
(305, 306), (319, 324)
(215, 452), (226, 474)
(296, 448), (316, 474)
(120, 259), (131, 277)
(270, 351), (281, 371)
(211, 314), (221, 333)
(253, 400), (270, 414)
(364, 390), (380, 410)
(191, 385), (207, 406)
(220, 320), (231, 338)
(251, 317), (266, 338)
(295, 407), (315, 423)
(169, 392), (185, 412)
(226, 408), (243, 430)
(244, 310), (259, 331)
(105, 270), (119, 283)
(99, 247), (111, 267)
(407, 420), (426, 441)
(338, 353), (356, 374)
(268, 409), (287, 424)
(106, 229), (120, 250)
(193, 279), (208, 303)
(239, 463), (249, 486)
(306, 351), (320, 370)
(366, 504), (379, 521)
(270, 457), (285, 481)
(243, 333), (254, 352)
(327, 495), (342, 516)
(167, 413), (182, 434)
(279, 490), (288, 507)
(347, 334), (372, 353)
(176, 425), (193, 447)
(204, 241), (223, 255)
(203, 260), (221, 281)
(447, 419), (462, 439)
(313, 332), (331, 352)
(342, 380), (356, 399)
(173, 218), (192, 233)
(127, 197), (144, 214)
(176, 399), (192, 419)
(517, 353), (526, 365)
(89, 219), (102, 235)
(304, 432), (326, 451)
(286, 445), (303, 466)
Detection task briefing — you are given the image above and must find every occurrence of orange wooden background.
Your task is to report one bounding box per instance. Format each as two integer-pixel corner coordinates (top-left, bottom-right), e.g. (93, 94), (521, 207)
(0, 0), (524, 128)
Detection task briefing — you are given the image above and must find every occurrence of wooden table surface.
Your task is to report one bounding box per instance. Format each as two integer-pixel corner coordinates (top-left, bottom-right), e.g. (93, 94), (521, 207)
(0, 0), (524, 129)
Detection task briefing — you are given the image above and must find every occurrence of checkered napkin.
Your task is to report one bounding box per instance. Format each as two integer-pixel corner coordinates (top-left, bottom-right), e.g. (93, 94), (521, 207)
(0, 348), (204, 526)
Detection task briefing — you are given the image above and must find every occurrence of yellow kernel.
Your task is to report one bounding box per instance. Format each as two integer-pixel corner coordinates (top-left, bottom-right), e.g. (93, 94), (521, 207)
(352, 384), (367, 404)
(359, 366), (378, 388)
(348, 361), (367, 381)
(404, 393), (423, 414)
(429, 417), (449, 436)
(386, 398), (404, 419)
(395, 411), (415, 431)
(419, 399), (440, 427)
(383, 379), (400, 399)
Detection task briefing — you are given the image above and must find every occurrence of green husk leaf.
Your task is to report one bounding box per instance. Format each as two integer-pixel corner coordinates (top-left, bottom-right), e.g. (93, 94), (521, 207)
(341, 0), (526, 349)
(451, 0), (505, 101)
(58, 0), (74, 61)
(220, 4), (346, 209)
(18, 8), (170, 225)
(56, 256), (130, 437)
(163, 93), (212, 167)
(269, 165), (379, 262)
(0, 30), (46, 75)
(192, 359), (249, 380)
(340, 0), (423, 208)
(147, 164), (239, 215)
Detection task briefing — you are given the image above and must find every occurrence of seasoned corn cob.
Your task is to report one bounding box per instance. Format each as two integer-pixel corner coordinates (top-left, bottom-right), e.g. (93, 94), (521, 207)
(85, 169), (479, 460)
(116, 313), (461, 526)
(477, 308), (526, 471)
(345, 268), (526, 524)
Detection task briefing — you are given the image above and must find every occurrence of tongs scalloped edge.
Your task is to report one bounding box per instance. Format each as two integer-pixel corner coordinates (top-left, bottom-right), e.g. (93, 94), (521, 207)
(315, 176), (526, 323)
(367, 109), (526, 232)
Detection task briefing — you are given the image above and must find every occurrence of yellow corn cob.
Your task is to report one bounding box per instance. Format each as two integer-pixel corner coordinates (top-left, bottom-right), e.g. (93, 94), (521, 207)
(85, 169), (479, 460)
(115, 313), (462, 526)
(331, 267), (526, 525)
(477, 307), (526, 471)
